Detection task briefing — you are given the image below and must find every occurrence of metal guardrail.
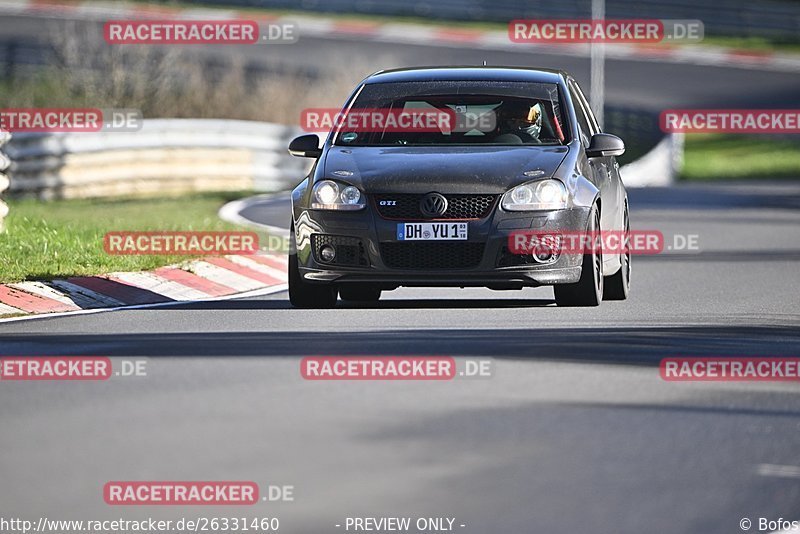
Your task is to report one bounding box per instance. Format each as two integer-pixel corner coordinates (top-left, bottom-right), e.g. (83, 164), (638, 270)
(4, 119), (313, 200)
(0, 129), (10, 231)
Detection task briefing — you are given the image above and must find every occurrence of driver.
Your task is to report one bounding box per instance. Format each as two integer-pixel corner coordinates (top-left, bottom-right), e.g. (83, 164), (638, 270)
(494, 101), (543, 143)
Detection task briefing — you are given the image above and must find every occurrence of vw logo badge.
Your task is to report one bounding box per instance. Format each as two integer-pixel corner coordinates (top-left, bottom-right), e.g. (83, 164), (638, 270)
(420, 193), (448, 218)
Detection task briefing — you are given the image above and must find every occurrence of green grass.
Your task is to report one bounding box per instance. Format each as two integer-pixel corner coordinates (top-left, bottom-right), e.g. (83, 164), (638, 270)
(0, 192), (267, 283)
(0, 74), (78, 108)
(681, 134), (800, 181)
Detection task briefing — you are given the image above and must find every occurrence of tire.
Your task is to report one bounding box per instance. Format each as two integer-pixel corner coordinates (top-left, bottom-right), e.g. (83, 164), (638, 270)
(604, 203), (631, 301)
(554, 204), (603, 307)
(339, 285), (382, 302)
(288, 223), (337, 308)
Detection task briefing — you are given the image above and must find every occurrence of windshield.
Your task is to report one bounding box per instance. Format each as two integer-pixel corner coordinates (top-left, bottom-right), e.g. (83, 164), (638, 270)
(333, 80), (569, 146)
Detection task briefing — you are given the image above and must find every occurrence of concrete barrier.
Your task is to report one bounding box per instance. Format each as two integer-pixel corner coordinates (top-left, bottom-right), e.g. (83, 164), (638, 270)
(620, 133), (683, 187)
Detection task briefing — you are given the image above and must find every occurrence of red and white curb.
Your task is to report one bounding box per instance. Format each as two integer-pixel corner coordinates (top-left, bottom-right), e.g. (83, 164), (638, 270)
(0, 252), (288, 322)
(0, 0), (798, 72)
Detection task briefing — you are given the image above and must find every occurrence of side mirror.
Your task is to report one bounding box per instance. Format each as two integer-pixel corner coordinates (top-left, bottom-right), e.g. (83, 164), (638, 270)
(288, 134), (322, 158)
(586, 133), (625, 158)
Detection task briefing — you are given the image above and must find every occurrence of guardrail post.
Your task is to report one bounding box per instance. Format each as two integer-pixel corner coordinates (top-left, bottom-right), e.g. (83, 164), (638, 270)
(3, 41), (15, 80)
(0, 129), (10, 232)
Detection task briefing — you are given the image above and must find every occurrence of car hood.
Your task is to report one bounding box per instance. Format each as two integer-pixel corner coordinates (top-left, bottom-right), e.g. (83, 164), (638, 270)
(322, 145), (570, 194)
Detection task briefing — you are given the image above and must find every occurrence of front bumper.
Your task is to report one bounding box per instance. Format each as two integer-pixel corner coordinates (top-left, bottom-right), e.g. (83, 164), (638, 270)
(293, 202), (591, 288)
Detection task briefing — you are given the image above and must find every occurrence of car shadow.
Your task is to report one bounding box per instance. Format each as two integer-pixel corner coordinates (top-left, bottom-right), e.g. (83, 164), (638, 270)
(1, 325), (798, 366)
(158, 297), (555, 311)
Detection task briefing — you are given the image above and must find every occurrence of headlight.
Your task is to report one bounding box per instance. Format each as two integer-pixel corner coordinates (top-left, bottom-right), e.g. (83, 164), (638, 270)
(312, 180), (365, 210)
(502, 179), (568, 211)
(340, 186), (361, 205)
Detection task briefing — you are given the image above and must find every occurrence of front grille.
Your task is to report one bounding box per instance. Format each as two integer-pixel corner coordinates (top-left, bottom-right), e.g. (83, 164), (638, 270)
(312, 234), (369, 267)
(373, 194), (497, 220)
(380, 242), (485, 270)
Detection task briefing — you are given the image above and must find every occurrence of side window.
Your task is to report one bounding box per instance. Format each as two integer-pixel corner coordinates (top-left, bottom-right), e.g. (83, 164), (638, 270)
(568, 83), (592, 147)
(573, 82), (600, 134)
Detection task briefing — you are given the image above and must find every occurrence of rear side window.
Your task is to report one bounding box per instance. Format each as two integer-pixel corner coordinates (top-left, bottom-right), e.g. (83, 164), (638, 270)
(568, 82), (593, 146)
(572, 81), (600, 134)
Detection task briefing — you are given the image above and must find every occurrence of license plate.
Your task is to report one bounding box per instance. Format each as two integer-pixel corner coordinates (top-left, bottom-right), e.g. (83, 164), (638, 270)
(397, 222), (468, 241)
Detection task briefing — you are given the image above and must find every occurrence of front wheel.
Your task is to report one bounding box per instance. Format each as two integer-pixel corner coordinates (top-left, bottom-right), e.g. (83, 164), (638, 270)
(288, 223), (337, 308)
(604, 203), (631, 301)
(554, 204), (603, 307)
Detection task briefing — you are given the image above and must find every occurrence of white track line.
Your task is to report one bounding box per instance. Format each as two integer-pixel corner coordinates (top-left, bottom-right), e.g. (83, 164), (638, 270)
(218, 194), (290, 237)
(7, 281), (82, 308)
(756, 463), (800, 479)
(0, 302), (24, 316)
(110, 271), (211, 301)
(188, 261), (267, 292)
(227, 255), (287, 281)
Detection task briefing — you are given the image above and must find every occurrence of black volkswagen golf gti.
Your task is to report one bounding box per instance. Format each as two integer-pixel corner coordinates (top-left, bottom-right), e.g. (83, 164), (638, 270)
(287, 67), (630, 307)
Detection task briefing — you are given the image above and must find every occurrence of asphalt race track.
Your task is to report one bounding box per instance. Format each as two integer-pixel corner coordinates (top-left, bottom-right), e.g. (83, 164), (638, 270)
(1, 182), (799, 533)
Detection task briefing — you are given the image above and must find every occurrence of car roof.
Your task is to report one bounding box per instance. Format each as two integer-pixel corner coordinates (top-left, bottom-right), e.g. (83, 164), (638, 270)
(364, 66), (567, 85)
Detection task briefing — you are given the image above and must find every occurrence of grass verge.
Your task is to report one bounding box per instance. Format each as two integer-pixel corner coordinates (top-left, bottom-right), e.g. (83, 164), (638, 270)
(681, 134), (800, 181)
(0, 192), (274, 284)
